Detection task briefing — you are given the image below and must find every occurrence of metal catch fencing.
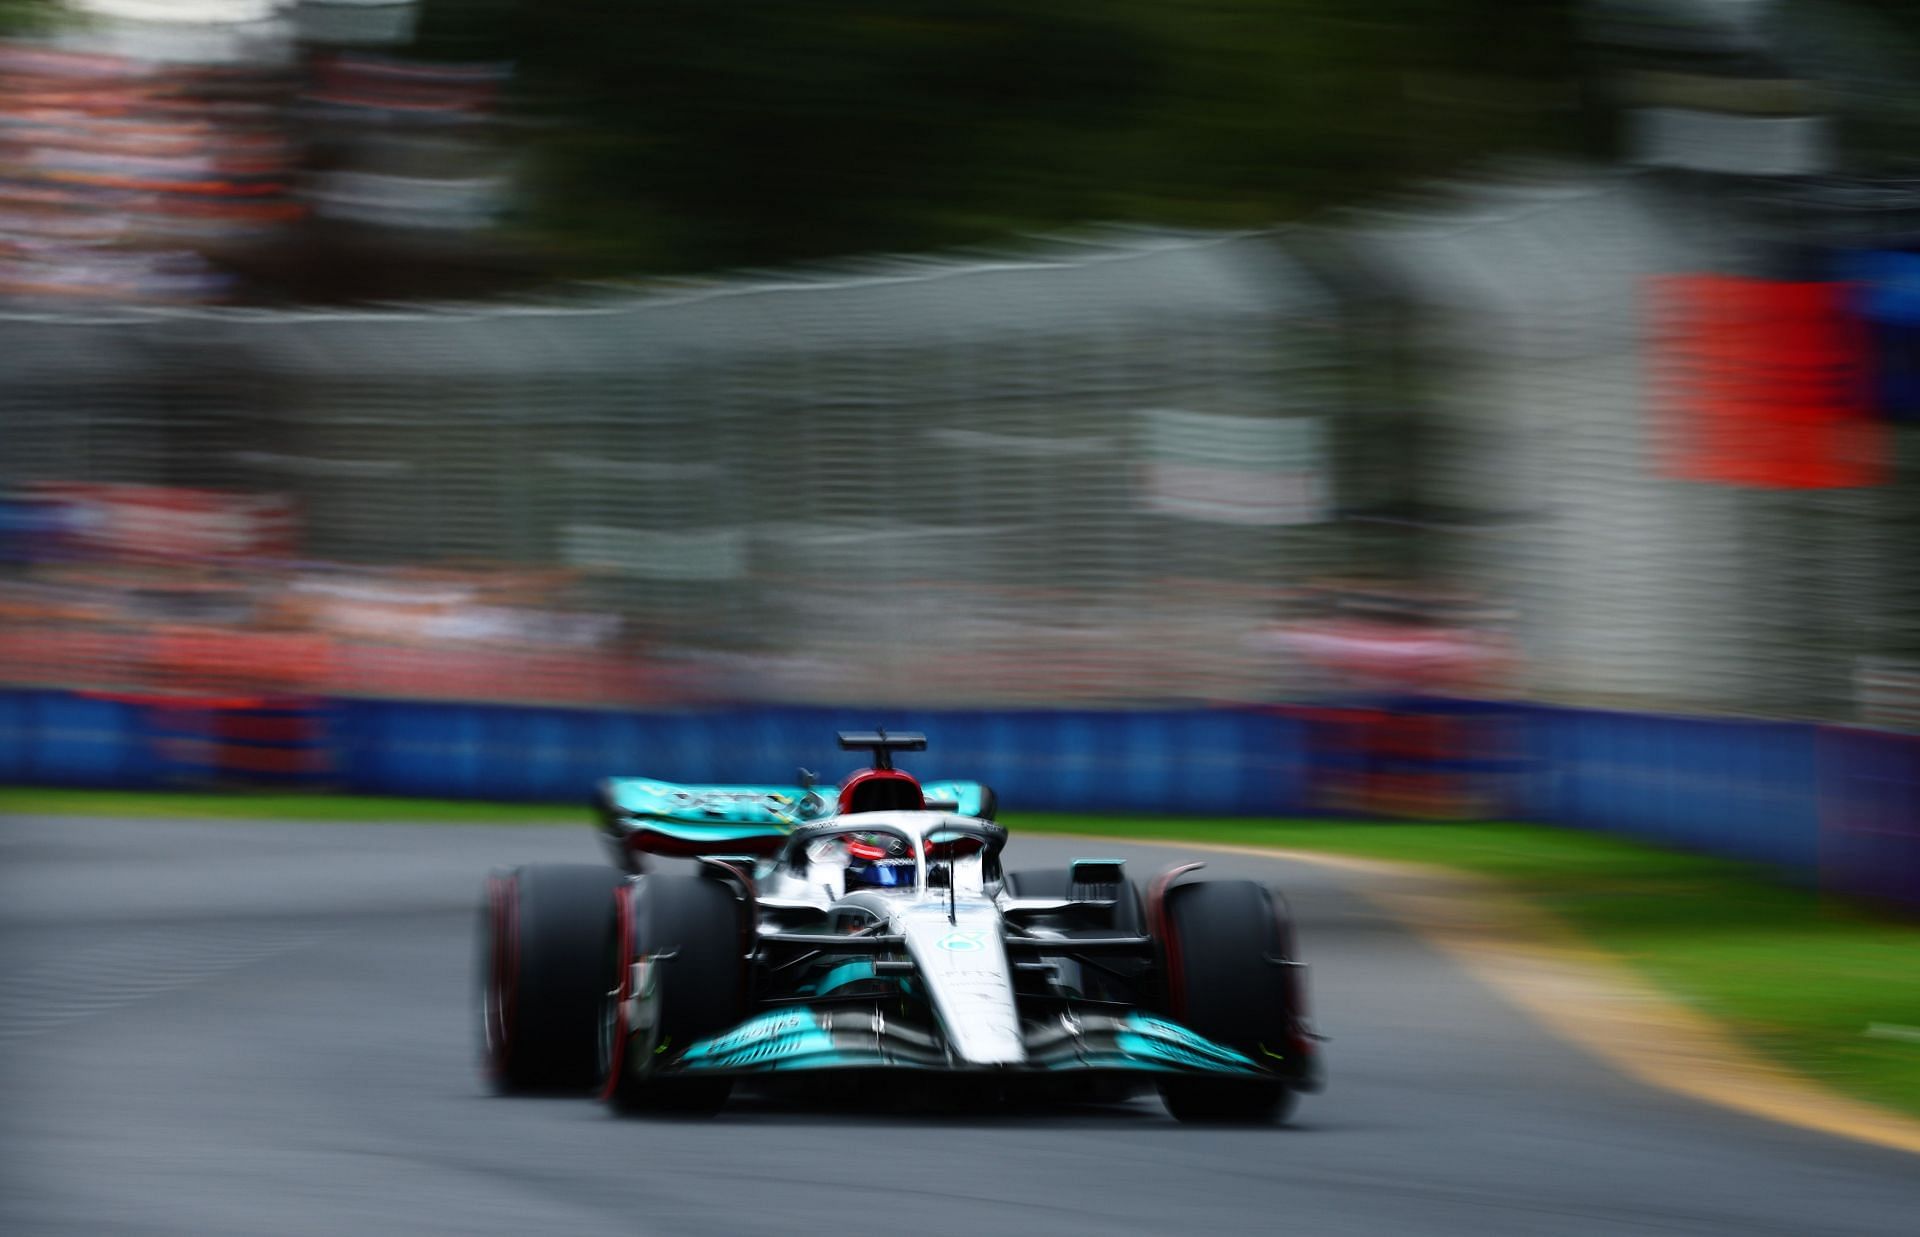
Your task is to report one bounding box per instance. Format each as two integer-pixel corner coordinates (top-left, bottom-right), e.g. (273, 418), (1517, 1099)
(1, 196), (1915, 719)
(0, 231), (1346, 707)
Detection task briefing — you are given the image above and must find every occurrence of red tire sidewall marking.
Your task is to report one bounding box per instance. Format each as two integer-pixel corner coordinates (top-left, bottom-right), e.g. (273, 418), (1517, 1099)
(599, 884), (635, 1102)
(483, 874), (518, 1079)
(1147, 862), (1204, 1021)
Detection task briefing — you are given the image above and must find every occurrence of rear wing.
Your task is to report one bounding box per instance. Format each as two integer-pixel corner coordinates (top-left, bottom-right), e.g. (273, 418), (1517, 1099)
(837, 729), (926, 769)
(593, 776), (997, 868)
(594, 779), (822, 863)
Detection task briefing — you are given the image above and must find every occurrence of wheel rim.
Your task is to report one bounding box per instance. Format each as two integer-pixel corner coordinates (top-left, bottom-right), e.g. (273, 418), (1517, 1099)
(598, 965), (623, 1085)
(480, 877), (514, 1076)
(483, 973), (504, 1062)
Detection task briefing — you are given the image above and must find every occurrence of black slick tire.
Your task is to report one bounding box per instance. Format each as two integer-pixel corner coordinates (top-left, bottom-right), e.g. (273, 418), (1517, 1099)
(1155, 878), (1297, 1125)
(600, 872), (747, 1117)
(479, 863), (629, 1093)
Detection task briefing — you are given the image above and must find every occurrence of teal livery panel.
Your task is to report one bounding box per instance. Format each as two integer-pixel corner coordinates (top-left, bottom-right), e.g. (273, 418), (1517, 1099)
(602, 778), (994, 839)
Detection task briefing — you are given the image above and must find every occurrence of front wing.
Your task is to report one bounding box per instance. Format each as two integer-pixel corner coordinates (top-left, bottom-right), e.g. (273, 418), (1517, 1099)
(660, 1006), (1274, 1078)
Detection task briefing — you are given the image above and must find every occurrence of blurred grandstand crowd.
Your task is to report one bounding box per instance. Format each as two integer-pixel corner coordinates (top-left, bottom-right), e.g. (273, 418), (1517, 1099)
(0, 0), (508, 303)
(0, 482), (654, 705)
(0, 478), (1520, 710)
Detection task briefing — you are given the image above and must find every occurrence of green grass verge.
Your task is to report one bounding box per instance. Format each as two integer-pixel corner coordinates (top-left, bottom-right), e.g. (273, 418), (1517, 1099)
(6, 788), (1919, 1121)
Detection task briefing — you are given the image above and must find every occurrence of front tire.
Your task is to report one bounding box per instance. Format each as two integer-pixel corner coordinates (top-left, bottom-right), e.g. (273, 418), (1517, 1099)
(1154, 878), (1300, 1124)
(479, 864), (629, 1092)
(600, 872), (747, 1116)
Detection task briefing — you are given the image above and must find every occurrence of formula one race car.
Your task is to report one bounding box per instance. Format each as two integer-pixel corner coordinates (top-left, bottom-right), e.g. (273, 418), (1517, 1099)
(478, 731), (1322, 1122)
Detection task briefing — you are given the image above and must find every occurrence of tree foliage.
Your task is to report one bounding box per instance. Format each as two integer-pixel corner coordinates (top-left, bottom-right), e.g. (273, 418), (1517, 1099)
(424, 2), (1580, 272)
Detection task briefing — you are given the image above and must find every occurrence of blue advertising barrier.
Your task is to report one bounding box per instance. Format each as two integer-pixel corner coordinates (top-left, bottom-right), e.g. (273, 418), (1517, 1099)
(329, 699), (1310, 815)
(0, 689), (162, 788)
(1819, 726), (1920, 912)
(2, 688), (1914, 910)
(1523, 705), (1823, 872)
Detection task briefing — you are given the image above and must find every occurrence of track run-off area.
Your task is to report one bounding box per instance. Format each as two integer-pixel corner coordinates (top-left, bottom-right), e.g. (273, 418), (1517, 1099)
(2, 814), (1917, 1237)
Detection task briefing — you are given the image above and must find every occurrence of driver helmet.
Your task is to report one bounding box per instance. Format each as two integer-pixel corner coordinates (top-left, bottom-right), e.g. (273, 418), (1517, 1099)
(843, 831), (916, 890)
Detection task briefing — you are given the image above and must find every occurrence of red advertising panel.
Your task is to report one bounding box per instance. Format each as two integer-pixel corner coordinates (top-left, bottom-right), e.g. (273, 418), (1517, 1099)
(1650, 275), (1884, 488)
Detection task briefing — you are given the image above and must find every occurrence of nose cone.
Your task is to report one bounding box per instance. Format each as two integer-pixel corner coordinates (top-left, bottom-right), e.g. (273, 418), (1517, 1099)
(900, 905), (1026, 1065)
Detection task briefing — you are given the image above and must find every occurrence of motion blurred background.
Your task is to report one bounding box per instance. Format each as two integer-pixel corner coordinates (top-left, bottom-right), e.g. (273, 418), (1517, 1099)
(0, 0), (1915, 904)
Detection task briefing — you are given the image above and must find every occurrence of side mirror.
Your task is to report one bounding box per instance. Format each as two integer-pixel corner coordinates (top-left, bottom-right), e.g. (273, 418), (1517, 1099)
(924, 829), (985, 859)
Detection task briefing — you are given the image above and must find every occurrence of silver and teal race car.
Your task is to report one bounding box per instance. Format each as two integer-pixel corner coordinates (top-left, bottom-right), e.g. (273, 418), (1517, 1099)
(478, 731), (1323, 1122)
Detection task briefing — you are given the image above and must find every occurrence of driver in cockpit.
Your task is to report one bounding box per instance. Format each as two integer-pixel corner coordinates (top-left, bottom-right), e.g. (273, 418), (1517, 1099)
(809, 831), (918, 897)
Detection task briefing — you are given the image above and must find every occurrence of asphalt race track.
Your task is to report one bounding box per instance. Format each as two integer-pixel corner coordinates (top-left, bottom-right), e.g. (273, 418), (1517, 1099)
(3, 814), (1917, 1236)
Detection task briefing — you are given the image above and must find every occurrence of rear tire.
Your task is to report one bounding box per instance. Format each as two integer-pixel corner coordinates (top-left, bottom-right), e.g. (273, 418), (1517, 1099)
(601, 873), (747, 1117)
(1155, 878), (1297, 1125)
(479, 864), (628, 1093)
